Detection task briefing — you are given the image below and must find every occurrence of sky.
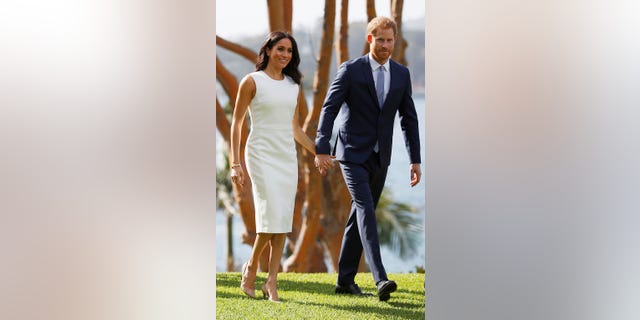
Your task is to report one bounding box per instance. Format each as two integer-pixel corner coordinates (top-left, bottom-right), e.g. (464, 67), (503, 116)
(215, 0), (425, 40)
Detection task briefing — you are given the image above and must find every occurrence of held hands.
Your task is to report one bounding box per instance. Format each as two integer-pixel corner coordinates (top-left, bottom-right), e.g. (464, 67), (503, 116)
(230, 163), (244, 187)
(314, 154), (336, 176)
(410, 163), (422, 187)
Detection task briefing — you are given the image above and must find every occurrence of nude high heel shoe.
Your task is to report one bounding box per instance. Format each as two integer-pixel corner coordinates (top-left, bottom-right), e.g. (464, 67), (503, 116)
(240, 262), (256, 298)
(261, 281), (281, 303)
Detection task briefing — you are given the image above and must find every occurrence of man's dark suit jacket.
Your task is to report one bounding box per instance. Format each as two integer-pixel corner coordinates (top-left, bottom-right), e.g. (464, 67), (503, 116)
(316, 54), (421, 167)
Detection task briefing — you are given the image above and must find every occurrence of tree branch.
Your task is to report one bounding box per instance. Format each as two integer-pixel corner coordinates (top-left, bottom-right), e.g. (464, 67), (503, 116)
(216, 35), (257, 63)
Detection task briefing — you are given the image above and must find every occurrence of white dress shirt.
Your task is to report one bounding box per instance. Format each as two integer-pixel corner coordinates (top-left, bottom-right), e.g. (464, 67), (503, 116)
(369, 53), (390, 103)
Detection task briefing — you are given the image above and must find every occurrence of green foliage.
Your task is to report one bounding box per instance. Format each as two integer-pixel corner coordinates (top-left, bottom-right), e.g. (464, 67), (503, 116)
(376, 188), (423, 259)
(216, 148), (232, 209)
(216, 272), (426, 320)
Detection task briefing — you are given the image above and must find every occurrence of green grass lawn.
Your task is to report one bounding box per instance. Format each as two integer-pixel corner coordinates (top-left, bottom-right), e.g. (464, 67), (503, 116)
(216, 272), (425, 320)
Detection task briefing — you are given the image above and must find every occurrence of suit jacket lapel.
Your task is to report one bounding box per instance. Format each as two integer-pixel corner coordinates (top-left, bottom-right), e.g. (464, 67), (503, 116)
(385, 60), (402, 109)
(361, 55), (381, 110)
(388, 61), (395, 90)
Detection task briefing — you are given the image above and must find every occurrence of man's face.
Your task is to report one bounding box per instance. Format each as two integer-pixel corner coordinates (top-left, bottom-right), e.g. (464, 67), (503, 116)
(368, 27), (395, 64)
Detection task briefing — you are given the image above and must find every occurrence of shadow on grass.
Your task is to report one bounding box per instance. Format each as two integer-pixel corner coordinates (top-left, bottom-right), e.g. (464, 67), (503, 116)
(287, 299), (424, 319)
(385, 300), (425, 310)
(216, 273), (240, 288)
(276, 278), (338, 295)
(277, 278), (425, 299)
(218, 273), (336, 295)
(217, 272), (424, 299)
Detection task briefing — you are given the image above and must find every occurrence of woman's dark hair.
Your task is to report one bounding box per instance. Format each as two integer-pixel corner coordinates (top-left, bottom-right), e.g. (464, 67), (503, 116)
(255, 31), (302, 85)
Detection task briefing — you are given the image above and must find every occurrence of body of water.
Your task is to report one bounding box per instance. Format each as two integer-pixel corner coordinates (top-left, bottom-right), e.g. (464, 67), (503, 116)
(216, 94), (426, 273)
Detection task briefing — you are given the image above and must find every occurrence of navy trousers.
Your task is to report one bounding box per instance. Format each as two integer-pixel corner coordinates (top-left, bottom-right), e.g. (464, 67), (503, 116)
(337, 151), (389, 285)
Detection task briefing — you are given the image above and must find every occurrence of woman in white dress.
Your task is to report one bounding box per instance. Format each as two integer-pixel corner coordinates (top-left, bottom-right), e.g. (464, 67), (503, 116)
(229, 31), (315, 302)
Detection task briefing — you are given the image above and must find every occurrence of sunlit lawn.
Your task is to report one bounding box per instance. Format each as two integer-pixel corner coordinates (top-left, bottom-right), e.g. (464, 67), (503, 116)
(216, 272), (425, 320)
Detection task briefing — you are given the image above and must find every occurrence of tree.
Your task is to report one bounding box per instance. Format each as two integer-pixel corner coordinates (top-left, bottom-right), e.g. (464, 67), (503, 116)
(215, 54), (257, 248)
(215, 0), (419, 273)
(283, 0), (336, 272)
(267, 0), (285, 31)
(361, 0), (378, 55)
(376, 188), (422, 259)
(336, 0), (350, 66)
(391, 0), (408, 65)
(216, 147), (237, 271)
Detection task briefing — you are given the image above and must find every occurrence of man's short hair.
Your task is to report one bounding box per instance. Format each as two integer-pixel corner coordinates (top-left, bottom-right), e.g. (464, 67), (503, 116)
(366, 16), (397, 37)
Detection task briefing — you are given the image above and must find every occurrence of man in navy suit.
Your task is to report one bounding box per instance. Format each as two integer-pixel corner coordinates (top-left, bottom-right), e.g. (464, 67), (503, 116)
(315, 16), (422, 302)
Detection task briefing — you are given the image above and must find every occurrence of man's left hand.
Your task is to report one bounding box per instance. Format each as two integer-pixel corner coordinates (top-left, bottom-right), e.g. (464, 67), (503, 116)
(410, 163), (422, 187)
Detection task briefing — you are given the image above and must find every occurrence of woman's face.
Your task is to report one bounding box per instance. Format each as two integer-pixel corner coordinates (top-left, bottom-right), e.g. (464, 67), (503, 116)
(267, 38), (293, 69)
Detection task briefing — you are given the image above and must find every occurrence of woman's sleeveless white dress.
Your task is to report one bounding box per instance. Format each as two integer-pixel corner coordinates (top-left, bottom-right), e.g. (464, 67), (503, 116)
(245, 71), (299, 233)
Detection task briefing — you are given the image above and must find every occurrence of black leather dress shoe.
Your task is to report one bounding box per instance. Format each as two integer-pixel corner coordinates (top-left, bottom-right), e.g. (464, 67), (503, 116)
(335, 283), (373, 296)
(376, 280), (397, 301)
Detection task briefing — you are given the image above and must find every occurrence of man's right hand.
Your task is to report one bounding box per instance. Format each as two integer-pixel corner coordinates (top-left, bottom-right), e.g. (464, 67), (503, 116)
(314, 154), (335, 176)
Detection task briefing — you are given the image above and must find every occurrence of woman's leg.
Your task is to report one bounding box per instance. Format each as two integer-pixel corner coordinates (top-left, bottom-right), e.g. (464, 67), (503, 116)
(248, 233), (272, 272)
(263, 233), (286, 301)
(241, 233), (272, 297)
